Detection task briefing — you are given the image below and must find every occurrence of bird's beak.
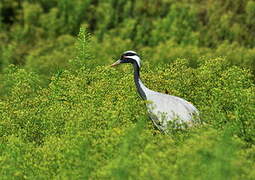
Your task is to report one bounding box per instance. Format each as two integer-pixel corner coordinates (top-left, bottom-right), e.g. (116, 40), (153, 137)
(110, 60), (121, 67)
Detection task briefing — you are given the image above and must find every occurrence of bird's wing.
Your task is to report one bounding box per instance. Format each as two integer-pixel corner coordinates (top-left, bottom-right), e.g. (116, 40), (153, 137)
(146, 91), (198, 130)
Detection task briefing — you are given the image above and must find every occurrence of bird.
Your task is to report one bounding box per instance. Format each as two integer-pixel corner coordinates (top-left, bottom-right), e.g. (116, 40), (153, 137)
(111, 50), (199, 132)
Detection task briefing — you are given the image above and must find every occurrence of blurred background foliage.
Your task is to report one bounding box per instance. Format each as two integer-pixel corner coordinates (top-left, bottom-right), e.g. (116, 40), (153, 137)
(0, 0), (255, 179)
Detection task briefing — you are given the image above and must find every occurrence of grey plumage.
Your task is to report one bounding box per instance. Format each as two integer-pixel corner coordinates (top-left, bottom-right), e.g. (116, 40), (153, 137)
(139, 79), (199, 131)
(111, 51), (199, 132)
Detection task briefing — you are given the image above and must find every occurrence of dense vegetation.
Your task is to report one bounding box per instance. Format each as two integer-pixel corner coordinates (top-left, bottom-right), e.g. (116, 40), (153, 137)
(0, 0), (255, 179)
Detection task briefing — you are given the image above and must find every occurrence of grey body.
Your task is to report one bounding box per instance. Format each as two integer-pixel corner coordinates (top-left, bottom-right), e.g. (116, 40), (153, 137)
(138, 79), (199, 131)
(112, 51), (199, 132)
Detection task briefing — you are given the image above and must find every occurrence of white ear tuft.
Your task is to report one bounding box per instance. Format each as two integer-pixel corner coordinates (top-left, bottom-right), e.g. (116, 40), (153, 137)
(133, 55), (141, 68)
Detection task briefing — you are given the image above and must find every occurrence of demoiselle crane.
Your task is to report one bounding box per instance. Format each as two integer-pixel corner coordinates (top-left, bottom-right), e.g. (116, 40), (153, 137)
(111, 51), (199, 132)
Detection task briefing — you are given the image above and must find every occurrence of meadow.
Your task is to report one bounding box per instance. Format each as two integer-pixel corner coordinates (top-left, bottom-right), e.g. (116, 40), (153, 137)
(0, 0), (255, 179)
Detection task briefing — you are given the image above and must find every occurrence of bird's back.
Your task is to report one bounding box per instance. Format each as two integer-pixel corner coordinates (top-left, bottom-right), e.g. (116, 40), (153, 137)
(145, 90), (199, 131)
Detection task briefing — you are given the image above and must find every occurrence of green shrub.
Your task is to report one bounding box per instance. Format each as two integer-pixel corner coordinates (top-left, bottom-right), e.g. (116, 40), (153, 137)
(1, 55), (254, 178)
(150, 3), (199, 46)
(25, 34), (75, 84)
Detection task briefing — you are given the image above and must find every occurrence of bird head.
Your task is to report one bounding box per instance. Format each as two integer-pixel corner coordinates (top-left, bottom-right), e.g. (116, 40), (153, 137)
(111, 50), (141, 68)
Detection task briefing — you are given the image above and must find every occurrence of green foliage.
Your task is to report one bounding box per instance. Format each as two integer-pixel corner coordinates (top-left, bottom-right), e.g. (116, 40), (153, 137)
(0, 0), (255, 179)
(24, 34), (76, 84)
(0, 55), (255, 178)
(70, 27), (93, 69)
(151, 3), (199, 46)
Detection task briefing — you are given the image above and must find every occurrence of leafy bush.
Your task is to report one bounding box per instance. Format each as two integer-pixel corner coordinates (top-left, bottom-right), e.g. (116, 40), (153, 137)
(150, 3), (199, 46)
(0, 52), (254, 178)
(25, 34), (76, 84)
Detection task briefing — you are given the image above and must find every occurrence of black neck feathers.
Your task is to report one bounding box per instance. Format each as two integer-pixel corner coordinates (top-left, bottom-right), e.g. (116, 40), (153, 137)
(132, 62), (146, 100)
